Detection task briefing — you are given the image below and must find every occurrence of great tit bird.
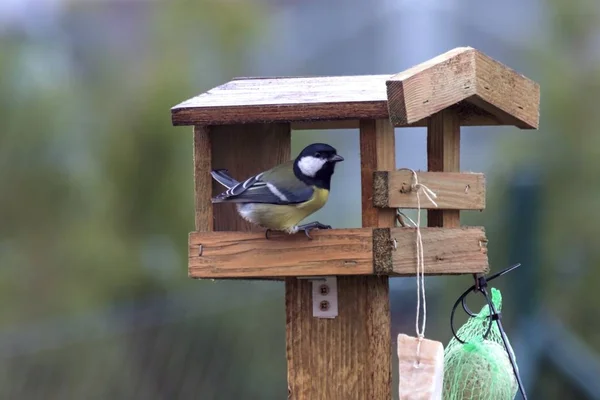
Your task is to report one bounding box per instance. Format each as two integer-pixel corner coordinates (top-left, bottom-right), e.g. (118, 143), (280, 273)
(211, 143), (344, 238)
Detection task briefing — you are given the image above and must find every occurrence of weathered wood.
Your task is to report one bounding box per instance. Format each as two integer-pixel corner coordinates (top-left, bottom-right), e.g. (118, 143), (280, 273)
(189, 229), (374, 278)
(389, 227), (488, 275)
(193, 126), (213, 231)
(397, 334), (444, 400)
(187, 227), (489, 278)
(360, 119), (397, 227)
(291, 119), (360, 130)
(386, 47), (540, 129)
(286, 276), (385, 399)
(373, 171), (485, 210)
(427, 110), (461, 228)
(289, 102), (507, 130)
(173, 75), (390, 126)
(359, 118), (395, 400)
(286, 119), (396, 400)
(172, 49), (539, 129)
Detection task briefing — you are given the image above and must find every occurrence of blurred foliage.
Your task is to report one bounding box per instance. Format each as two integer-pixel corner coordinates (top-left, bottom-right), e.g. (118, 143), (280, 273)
(0, 0), (268, 321)
(471, 0), (600, 397)
(0, 0), (288, 397)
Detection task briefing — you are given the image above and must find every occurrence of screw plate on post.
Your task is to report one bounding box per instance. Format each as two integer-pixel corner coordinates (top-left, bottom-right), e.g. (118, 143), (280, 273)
(312, 276), (338, 318)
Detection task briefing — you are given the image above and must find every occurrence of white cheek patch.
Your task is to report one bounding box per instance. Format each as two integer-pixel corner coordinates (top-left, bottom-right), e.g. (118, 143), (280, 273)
(298, 156), (327, 177)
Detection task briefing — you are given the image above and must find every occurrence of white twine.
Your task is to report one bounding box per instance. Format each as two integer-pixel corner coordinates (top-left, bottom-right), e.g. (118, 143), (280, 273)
(396, 168), (438, 363)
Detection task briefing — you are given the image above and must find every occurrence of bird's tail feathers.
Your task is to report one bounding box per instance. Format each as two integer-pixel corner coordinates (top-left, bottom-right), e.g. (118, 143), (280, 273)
(211, 169), (239, 189)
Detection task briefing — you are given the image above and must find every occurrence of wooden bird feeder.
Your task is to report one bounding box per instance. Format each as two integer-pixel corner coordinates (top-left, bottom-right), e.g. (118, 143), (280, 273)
(171, 47), (540, 399)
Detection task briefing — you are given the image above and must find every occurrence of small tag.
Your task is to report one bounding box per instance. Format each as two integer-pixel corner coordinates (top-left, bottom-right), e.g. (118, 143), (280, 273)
(397, 334), (444, 400)
(312, 276), (338, 318)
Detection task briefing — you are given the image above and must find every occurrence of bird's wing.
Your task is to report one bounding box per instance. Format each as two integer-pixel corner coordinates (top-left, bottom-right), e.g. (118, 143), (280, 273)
(211, 161), (314, 204)
(211, 169), (239, 189)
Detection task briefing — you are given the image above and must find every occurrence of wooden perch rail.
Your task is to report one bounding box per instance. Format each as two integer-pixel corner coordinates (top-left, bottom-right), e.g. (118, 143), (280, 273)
(373, 170), (485, 210)
(188, 227), (489, 279)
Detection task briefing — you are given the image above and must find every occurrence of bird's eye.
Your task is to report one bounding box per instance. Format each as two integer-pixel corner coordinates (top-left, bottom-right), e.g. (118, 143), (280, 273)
(314, 152), (322, 157)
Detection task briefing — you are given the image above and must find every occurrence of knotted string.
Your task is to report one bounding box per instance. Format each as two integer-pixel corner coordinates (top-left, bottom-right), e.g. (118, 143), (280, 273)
(396, 168), (438, 363)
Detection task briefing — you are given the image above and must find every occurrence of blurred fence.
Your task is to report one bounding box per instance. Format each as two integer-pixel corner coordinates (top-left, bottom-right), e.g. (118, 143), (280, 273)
(0, 284), (290, 399)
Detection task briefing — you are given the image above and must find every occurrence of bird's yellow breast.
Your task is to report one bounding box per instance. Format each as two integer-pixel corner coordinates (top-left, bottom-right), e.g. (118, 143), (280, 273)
(236, 187), (330, 232)
(298, 187), (329, 213)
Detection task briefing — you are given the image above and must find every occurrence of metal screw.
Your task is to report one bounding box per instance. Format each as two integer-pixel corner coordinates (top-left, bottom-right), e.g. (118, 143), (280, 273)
(320, 300), (330, 311)
(319, 284), (329, 295)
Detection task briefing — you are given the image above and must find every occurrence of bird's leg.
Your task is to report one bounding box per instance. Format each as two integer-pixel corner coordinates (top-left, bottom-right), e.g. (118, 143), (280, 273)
(296, 221), (332, 240)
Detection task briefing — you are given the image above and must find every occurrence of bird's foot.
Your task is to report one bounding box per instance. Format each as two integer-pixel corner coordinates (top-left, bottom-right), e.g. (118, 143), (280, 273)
(296, 221), (332, 240)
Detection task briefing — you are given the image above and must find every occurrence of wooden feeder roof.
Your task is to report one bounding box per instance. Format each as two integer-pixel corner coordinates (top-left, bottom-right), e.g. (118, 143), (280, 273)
(171, 47), (540, 129)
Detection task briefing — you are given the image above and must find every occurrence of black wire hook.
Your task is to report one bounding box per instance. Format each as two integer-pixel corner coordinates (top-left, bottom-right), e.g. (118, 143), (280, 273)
(449, 263), (528, 400)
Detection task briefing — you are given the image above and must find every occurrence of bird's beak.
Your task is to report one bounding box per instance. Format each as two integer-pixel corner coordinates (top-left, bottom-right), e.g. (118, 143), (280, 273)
(329, 154), (344, 163)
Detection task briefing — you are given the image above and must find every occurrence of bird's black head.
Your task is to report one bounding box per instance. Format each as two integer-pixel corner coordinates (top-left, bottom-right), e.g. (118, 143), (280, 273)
(293, 143), (344, 189)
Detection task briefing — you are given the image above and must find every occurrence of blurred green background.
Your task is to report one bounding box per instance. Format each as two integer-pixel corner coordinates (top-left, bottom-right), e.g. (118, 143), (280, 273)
(1, 0), (600, 399)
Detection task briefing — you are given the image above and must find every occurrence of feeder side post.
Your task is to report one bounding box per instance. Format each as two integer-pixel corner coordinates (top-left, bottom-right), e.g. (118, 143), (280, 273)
(359, 119), (396, 398)
(427, 110), (461, 228)
(193, 126), (213, 232)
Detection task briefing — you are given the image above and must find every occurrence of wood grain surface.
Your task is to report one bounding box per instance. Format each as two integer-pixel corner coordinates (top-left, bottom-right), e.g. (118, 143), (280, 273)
(427, 110), (461, 228)
(172, 48), (539, 129)
(172, 75), (390, 126)
(373, 171), (485, 210)
(358, 119), (396, 400)
(187, 227), (489, 278)
(189, 229), (374, 278)
(284, 119), (396, 400)
(386, 47), (539, 129)
(193, 126), (213, 231)
(389, 227), (488, 275)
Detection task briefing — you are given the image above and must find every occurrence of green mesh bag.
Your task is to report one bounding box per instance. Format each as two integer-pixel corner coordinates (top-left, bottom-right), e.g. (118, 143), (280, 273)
(443, 288), (518, 400)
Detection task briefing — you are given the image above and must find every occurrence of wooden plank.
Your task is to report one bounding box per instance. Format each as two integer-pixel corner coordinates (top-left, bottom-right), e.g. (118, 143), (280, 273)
(373, 171), (485, 210)
(187, 227), (489, 278)
(471, 50), (540, 130)
(397, 334), (444, 400)
(172, 75), (390, 126)
(389, 227), (488, 275)
(427, 110), (461, 228)
(189, 229), (374, 278)
(291, 119), (360, 130)
(193, 126), (213, 231)
(386, 47), (539, 129)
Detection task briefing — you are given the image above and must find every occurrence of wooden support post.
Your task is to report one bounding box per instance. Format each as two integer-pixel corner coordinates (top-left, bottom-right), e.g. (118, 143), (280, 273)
(285, 120), (394, 400)
(358, 119), (396, 398)
(427, 110), (461, 228)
